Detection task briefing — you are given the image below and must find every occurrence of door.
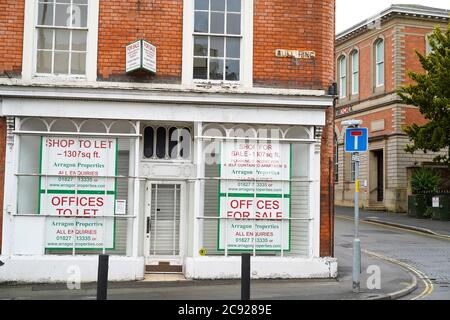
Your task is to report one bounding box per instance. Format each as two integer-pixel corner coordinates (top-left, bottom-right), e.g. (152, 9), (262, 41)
(375, 150), (384, 202)
(144, 182), (185, 271)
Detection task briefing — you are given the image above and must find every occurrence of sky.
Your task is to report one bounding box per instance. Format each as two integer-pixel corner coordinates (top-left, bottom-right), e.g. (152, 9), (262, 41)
(336, 0), (450, 34)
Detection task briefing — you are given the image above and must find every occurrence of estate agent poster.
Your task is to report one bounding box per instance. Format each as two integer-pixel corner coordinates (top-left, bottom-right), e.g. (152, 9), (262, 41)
(39, 137), (118, 250)
(219, 142), (291, 251)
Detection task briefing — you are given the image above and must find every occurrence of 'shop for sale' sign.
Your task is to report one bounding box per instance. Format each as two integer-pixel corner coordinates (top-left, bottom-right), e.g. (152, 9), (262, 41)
(39, 137), (118, 250)
(219, 142), (291, 251)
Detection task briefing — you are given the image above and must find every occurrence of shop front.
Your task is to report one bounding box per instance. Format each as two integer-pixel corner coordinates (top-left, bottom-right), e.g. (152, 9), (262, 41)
(0, 89), (337, 282)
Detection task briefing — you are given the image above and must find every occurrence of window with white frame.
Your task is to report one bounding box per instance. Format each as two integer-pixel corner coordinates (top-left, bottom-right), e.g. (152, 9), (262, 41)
(375, 39), (384, 87)
(351, 50), (359, 95)
(193, 0), (242, 81)
(36, 0), (88, 76)
(426, 34), (433, 55)
(338, 56), (347, 98)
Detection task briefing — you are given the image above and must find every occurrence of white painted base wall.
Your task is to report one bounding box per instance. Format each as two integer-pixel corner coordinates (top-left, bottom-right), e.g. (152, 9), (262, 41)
(0, 255), (337, 283)
(184, 257), (338, 280)
(0, 255), (145, 283)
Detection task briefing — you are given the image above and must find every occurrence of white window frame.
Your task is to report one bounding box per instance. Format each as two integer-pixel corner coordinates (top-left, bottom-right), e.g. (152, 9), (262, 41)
(425, 33), (433, 55)
(338, 56), (347, 98)
(351, 50), (359, 95)
(22, 0), (99, 82)
(375, 39), (384, 87)
(182, 0), (253, 88)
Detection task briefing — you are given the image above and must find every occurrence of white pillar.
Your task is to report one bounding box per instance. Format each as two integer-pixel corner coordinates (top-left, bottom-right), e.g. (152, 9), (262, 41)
(192, 122), (204, 257)
(310, 128), (322, 258)
(126, 134), (135, 256)
(2, 118), (19, 255)
(132, 121), (141, 257)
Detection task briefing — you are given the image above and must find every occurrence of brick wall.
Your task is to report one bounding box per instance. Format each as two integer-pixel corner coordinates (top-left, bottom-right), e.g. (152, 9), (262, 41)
(336, 108), (395, 137)
(0, 118), (6, 254)
(404, 106), (428, 127)
(0, 0), (24, 77)
(320, 102), (335, 257)
(253, 0), (335, 90)
(97, 0), (183, 83)
(336, 25), (395, 102)
(402, 26), (430, 86)
(0, 0), (336, 89)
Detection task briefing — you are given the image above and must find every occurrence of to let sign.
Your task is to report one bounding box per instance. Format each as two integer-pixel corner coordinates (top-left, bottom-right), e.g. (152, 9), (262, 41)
(40, 137), (118, 250)
(126, 39), (157, 74)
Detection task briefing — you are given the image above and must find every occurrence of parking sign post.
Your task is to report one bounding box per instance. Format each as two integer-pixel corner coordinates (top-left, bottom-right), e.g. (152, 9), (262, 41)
(344, 121), (368, 294)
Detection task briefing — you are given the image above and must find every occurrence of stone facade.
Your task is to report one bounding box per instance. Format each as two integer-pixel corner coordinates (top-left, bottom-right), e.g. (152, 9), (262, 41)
(334, 5), (449, 212)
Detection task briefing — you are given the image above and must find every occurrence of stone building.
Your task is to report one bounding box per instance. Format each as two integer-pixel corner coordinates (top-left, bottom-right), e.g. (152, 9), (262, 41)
(334, 4), (449, 212)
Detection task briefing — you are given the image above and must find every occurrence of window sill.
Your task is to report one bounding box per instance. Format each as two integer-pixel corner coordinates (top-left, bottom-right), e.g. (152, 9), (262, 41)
(33, 74), (88, 81)
(193, 80), (242, 89)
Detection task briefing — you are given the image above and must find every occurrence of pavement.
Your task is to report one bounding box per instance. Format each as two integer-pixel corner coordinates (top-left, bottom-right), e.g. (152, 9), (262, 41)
(336, 206), (450, 238)
(0, 245), (416, 300)
(4, 207), (447, 300)
(0, 229), (418, 300)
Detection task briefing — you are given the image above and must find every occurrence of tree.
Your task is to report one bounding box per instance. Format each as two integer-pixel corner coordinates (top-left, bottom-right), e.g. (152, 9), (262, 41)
(398, 24), (450, 166)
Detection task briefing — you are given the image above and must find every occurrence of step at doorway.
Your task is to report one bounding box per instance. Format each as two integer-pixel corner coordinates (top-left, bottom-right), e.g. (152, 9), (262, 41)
(146, 262), (183, 273)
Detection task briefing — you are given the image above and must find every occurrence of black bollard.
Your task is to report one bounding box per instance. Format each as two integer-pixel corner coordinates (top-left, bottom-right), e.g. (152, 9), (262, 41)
(241, 253), (251, 300)
(97, 254), (109, 300)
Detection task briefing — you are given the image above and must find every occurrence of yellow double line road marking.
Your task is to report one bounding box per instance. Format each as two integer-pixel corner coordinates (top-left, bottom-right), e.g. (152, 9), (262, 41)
(362, 249), (434, 300)
(336, 214), (439, 300)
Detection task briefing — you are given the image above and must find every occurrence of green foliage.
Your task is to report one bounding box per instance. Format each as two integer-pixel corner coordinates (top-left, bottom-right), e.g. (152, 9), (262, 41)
(411, 168), (441, 194)
(424, 207), (434, 219)
(398, 24), (450, 166)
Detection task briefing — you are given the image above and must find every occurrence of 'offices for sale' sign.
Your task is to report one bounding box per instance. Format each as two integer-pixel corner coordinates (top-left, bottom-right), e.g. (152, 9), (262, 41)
(219, 142), (291, 251)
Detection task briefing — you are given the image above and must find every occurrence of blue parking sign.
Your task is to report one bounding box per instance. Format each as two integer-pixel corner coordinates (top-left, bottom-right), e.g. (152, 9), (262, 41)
(345, 128), (368, 153)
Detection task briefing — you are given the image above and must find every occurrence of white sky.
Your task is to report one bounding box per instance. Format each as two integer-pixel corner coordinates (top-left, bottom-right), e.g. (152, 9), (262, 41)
(336, 0), (450, 33)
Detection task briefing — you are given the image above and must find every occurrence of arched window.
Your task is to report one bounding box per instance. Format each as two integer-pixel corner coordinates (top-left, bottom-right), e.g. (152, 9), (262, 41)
(143, 126), (192, 160)
(375, 39), (384, 87)
(350, 50), (359, 95)
(338, 55), (347, 98)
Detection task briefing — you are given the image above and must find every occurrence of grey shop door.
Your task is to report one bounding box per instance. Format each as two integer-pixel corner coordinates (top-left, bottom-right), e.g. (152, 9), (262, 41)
(147, 183), (181, 257)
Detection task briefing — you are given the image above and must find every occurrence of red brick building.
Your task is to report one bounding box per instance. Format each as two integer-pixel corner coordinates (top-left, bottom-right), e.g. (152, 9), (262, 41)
(334, 5), (449, 212)
(0, 0), (336, 282)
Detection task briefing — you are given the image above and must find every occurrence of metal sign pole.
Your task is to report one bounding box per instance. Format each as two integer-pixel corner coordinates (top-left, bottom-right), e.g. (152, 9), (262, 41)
(352, 152), (361, 293)
(343, 120), (366, 294)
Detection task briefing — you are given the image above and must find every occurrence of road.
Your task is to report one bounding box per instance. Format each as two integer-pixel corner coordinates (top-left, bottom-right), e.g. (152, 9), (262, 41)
(336, 215), (450, 300)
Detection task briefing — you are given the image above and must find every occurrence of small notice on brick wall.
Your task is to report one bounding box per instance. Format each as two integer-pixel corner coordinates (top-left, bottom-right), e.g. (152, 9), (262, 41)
(126, 39), (157, 74)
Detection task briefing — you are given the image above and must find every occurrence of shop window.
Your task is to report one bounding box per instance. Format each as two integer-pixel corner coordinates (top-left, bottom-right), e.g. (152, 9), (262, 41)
(143, 126), (192, 160)
(193, 0), (242, 81)
(14, 118), (139, 257)
(201, 124), (312, 258)
(36, 0), (88, 76)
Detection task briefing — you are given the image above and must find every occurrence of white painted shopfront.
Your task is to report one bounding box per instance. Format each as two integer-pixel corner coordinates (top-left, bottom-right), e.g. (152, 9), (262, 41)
(0, 87), (337, 282)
